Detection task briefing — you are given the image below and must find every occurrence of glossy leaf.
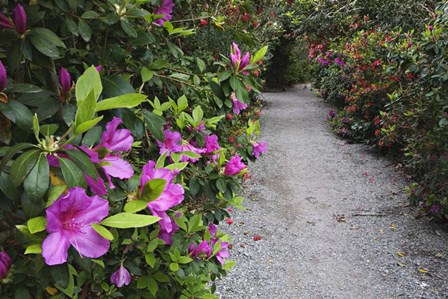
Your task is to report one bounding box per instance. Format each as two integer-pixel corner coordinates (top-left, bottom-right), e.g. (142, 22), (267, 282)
(10, 149), (40, 187)
(64, 148), (98, 179)
(96, 94), (146, 112)
(23, 153), (50, 200)
(141, 179), (167, 202)
(57, 157), (86, 188)
(101, 213), (160, 228)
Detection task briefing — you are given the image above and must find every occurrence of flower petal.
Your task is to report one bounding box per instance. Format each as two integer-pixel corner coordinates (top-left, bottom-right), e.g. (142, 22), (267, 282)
(102, 155), (134, 179)
(70, 226), (110, 259)
(42, 231), (71, 265)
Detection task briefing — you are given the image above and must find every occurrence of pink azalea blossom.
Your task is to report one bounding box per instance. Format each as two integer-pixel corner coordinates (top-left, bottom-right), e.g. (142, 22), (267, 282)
(0, 251), (11, 279)
(0, 13), (13, 29)
(83, 117), (134, 195)
(189, 240), (213, 260)
(12, 4), (26, 35)
(205, 134), (220, 154)
(180, 142), (205, 163)
(153, 0), (175, 26)
(252, 141), (268, 159)
(58, 67), (71, 95)
(230, 42), (250, 74)
(231, 93), (248, 115)
(0, 60), (6, 92)
(110, 264), (131, 288)
(208, 223), (217, 235)
(157, 130), (183, 156)
(42, 187), (110, 265)
(223, 154), (246, 176)
(212, 238), (230, 265)
(140, 161), (184, 244)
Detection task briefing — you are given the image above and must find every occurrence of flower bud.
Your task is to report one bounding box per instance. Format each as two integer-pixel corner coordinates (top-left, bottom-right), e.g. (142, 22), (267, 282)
(0, 13), (13, 29)
(0, 60), (7, 92)
(110, 264), (131, 288)
(0, 251), (12, 279)
(12, 4), (27, 35)
(58, 67), (71, 95)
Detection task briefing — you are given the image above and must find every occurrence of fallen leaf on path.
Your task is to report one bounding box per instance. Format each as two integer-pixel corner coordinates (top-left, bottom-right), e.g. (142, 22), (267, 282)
(397, 262), (406, 267)
(435, 253), (444, 258)
(397, 251), (407, 257)
(253, 235), (262, 241)
(418, 268), (429, 273)
(334, 214), (346, 222)
(389, 223), (397, 231)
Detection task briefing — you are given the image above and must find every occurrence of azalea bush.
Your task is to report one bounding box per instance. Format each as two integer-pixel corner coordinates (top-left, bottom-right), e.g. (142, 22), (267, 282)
(0, 1), (273, 298)
(297, 0), (448, 219)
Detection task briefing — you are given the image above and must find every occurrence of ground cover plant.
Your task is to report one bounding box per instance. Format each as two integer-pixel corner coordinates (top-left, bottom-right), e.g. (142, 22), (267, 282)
(0, 1), (283, 298)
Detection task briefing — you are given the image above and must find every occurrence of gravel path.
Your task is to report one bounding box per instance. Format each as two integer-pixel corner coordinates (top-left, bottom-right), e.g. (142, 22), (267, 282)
(216, 86), (448, 299)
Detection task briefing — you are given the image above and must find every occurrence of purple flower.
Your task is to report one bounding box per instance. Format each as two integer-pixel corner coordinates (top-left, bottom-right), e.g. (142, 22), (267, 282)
(334, 57), (345, 66)
(0, 251), (12, 279)
(42, 187), (110, 265)
(180, 142), (205, 163)
(157, 130), (183, 156)
(0, 60), (6, 92)
(110, 264), (131, 288)
(428, 25), (433, 31)
(213, 240), (230, 265)
(80, 118), (134, 195)
(12, 4), (26, 35)
(153, 0), (175, 26)
(0, 13), (13, 29)
(224, 154), (246, 176)
(252, 141), (268, 159)
(58, 67), (71, 95)
(230, 42), (251, 74)
(208, 223), (217, 236)
(96, 65), (103, 73)
(342, 117), (350, 124)
(328, 109), (336, 118)
(232, 93), (248, 115)
(101, 117), (133, 152)
(189, 240), (213, 259)
(140, 161), (184, 244)
(205, 134), (220, 154)
(430, 204), (441, 214)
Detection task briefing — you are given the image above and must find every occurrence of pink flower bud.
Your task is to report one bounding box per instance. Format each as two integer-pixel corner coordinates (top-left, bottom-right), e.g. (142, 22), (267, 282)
(0, 251), (12, 279)
(58, 67), (71, 95)
(0, 13), (13, 29)
(12, 4), (27, 35)
(110, 264), (131, 288)
(0, 60), (7, 92)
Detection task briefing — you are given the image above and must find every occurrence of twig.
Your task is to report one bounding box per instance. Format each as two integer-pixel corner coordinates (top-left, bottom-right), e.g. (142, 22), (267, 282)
(352, 212), (387, 217)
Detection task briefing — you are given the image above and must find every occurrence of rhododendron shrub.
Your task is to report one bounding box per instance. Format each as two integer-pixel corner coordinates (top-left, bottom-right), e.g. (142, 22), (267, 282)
(0, 1), (273, 298)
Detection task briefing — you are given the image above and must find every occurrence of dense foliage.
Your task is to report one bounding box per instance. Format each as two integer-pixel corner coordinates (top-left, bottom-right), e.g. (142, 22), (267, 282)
(288, 0), (448, 219)
(0, 1), (283, 298)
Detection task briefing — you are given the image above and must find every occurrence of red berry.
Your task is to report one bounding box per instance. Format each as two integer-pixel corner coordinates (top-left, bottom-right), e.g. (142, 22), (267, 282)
(226, 113), (232, 120)
(200, 19), (208, 26)
(226, 218), (233, 225)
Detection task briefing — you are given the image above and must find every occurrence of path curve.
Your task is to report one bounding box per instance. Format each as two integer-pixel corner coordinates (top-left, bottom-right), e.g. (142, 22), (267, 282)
(217, 86), (448, 299)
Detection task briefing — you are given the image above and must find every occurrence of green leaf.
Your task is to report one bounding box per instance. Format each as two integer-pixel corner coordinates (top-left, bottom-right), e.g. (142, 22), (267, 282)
(148, 277), (158, 296)
(177, 95), (188, 113)
(137, 275), (151, 289)
(196, 58), (206, 73)
(102, 75), (134, 98)
(10, 149), (40, 187)
(192, 106), (203, 122)
(141, 179), (167, 202)
(75, 116), (103, 135)
(141, 67), (155, 83)
(55, 264), (76, 297)
(209, 80), (225, 100)
(169, 263), (179, 272)
(0, 100), (34, 130)
(91, 223), (114, 240)
(250, 45), (268, 64)
(57, 157), (86, 188)
(78, 19), (92, 42)
(29, 27), (66, 58)
(169, 73), (190, 82)
(25, 243), (42, 255)
(145, 253), (156, 267)
(229, 76), (239, 91)
(64, 149), (98, 179)
(96, 94), (146, 112)
(124, 200), (148, 213)
(142, 110), (165, 140)
(75, 90), (97, 128)
(181, 151), (201, 159)
(216, 178), (227, 193)
(0, 172), (20, 201)
(0, 143), (35, 170)
(178, 256), (193, 264)
(23, 153), (50, 200)
(101, 213), (160, 228)
(121, 19), (138, 38)
(165, 162), (188, 172)
(81, 11), (100, 19)
(76, 66), (102, 104)
(155, 150), (168, 169)
(46, 185), (67, 207)
(32, 114), (39, 141)
(27, 216), (47, 234)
